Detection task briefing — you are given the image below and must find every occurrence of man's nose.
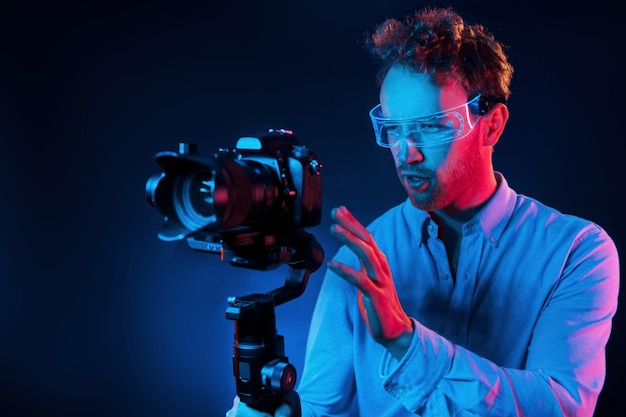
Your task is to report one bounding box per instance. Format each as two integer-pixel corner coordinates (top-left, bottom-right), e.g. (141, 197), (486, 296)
(396, 138), (424, 163)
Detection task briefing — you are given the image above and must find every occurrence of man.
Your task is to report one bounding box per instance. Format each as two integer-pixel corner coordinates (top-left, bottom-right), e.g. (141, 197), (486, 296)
(227, 6), (619, 416)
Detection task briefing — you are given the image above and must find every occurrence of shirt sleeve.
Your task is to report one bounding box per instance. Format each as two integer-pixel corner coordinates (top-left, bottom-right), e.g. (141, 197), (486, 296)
(297, 247), (359, 417)
(379, 224), (620, 417)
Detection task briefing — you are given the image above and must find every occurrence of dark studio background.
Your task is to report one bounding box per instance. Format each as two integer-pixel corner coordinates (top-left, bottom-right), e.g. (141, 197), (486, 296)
(2, 1), (624, 416)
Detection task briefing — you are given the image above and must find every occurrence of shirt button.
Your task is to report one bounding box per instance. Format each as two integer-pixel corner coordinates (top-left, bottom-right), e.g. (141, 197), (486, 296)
(397, 387), (407, 397)
(440, 273), (449, 280)
(427, 224), (435, 234)
(451, 327), (459, 336)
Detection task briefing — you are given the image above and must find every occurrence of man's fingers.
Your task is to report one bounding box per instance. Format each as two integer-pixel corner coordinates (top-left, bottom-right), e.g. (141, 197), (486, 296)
(327, 260), (374, 293)
(330, 223), (382, 278)
(275, 404), (293, 417)
(228, 398), (273, 417)
(331, 206), (371, 242)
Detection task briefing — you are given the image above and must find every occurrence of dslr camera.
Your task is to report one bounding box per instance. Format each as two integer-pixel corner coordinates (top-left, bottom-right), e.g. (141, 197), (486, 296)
(145, 128), (323, 270)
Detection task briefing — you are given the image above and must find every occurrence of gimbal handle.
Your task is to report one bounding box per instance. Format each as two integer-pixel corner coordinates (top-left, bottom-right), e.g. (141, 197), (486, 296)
(225, 231), (323, 414)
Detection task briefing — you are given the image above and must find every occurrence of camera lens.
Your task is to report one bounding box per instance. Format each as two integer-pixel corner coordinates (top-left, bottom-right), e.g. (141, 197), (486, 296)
(188, 170), (216, 217)
(173, 169), (218, 232)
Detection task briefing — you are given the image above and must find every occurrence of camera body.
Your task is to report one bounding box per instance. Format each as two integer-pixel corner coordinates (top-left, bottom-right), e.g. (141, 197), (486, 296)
(146, 129), (323, 270)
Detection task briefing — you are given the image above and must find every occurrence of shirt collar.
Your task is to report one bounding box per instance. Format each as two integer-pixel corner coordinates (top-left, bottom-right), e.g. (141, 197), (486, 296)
(467, 172), (516, 247)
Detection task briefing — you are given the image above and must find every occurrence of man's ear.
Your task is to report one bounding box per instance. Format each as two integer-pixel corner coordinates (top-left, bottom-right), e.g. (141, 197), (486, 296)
(481, 103), (509, 147)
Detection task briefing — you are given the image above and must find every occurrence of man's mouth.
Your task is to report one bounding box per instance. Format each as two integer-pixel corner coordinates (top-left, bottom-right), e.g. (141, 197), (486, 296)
(404, 174), (430, 191)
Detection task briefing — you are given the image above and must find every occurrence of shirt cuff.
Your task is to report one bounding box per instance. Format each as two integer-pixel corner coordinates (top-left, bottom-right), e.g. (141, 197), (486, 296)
(379, 318), (454, 412)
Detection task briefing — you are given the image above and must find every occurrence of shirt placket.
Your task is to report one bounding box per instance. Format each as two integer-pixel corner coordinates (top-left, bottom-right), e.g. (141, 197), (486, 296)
(444, 221), (481, 345)
(424, 220), (455, 336)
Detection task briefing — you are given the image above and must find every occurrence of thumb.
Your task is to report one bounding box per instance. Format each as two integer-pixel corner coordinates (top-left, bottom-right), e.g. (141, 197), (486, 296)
(276, 390), (300, 417)
(274, 403), (293, 417)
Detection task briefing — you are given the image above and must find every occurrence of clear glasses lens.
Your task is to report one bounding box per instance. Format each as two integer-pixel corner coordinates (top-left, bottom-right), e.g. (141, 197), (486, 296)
(369, 95), (481, 148)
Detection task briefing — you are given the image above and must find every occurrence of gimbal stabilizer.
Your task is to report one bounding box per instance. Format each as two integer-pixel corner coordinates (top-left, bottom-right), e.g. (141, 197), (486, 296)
(225, 230), (324, 414)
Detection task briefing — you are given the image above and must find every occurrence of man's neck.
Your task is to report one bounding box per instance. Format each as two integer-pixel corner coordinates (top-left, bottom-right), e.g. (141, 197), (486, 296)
(429, 208), (482, 280)
(431, 209), (470, 234)
(432, 171), (499, 228)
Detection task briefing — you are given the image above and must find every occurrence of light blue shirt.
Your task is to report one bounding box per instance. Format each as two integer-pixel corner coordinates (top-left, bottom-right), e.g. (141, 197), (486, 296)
(297, 173), (619, 416)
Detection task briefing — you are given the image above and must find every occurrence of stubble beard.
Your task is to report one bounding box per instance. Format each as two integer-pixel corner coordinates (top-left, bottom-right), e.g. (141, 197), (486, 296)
(402, 137), (484, 213)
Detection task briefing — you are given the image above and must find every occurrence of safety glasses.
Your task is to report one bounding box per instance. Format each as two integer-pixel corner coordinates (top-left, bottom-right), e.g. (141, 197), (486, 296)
(369, 95), (482, 148)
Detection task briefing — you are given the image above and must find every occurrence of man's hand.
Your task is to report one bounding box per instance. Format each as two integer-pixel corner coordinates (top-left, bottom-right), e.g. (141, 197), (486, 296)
(225, 393), (298, 417)
(327, 206), (413, 359)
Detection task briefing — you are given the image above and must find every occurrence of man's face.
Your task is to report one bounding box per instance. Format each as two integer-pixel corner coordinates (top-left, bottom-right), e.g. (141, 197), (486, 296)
(379, 66), (487, 213)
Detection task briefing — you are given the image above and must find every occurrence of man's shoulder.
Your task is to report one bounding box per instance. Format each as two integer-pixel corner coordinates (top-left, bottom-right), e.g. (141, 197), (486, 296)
(515, 193), (592, 225)
(512, 193), (612, 244)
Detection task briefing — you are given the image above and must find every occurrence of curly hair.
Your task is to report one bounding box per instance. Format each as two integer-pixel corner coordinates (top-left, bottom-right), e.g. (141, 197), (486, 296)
(366, 7), (513, 102)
